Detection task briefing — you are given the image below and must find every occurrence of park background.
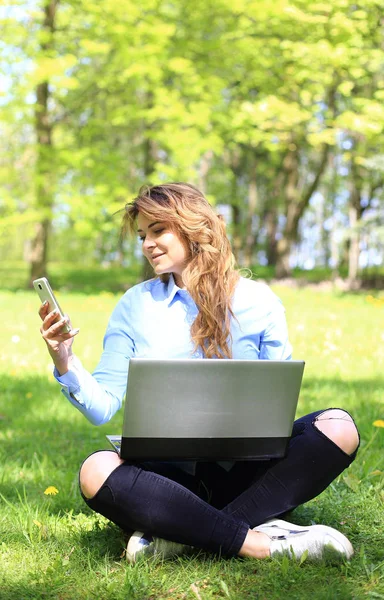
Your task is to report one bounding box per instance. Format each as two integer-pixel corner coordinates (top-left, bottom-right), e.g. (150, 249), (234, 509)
(1, 0), (384, 598)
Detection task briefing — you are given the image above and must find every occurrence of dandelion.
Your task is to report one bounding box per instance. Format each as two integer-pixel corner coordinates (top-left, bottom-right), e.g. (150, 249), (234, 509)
(26, 392), (33, 399)
(44, 486), (59, 496)
(366, 295), (384, 307)
(373, 420), (384, 428)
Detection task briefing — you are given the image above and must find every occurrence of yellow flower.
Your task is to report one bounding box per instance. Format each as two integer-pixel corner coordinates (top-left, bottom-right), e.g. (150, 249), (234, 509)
(44, 486), (59, 495)
(366, 295), (384, 307)
(26, 392), (33, 399)
(373, 420), (384, 428)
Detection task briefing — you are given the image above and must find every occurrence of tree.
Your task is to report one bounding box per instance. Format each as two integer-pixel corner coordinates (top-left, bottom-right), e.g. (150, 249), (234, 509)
(28, 0), (59, 284)
(1, 0), (383, 285)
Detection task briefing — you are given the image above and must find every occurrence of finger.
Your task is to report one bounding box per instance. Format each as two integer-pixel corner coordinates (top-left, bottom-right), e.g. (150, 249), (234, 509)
(66, 327), (80, 339)
(38, 300), (50, 320)
(49, 327), (80, 342)
(41, 316), (70, 337)
(43, 325), (79, 339)
(41, 308), (63, 330)
(63, 314), (73, 328)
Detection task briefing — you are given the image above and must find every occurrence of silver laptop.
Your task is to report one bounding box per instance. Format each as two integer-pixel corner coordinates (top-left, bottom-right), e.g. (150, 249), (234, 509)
(107, 358), (305, 461)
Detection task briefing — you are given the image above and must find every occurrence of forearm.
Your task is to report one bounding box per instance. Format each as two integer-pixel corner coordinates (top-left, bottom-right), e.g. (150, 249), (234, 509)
(54, 355), (123, 425)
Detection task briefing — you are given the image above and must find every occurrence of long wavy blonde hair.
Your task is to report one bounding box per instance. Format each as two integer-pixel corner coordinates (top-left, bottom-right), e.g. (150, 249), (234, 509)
(122, 183), (240, 359)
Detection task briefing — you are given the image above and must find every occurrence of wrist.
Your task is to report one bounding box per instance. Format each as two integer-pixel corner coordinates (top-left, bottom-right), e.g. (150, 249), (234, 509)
(56, 362), (69, 376)
(55, 353), (75, 376)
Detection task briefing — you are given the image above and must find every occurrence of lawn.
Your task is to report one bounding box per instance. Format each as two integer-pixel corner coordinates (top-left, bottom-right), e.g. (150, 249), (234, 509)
(0, 281), (383, 599)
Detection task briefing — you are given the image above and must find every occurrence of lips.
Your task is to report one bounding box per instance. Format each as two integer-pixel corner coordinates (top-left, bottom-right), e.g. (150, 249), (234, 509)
(151, 253), (165, 261)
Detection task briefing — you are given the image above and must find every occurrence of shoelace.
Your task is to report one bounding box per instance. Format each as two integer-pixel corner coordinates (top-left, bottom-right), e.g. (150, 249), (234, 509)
(266, 526), (310, 540)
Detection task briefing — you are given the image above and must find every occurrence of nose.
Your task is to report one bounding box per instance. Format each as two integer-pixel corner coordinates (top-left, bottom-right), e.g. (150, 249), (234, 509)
(142, 235), (156, 252)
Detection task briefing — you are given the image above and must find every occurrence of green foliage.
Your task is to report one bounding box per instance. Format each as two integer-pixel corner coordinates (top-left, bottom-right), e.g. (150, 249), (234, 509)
(0, 0), (383, 277)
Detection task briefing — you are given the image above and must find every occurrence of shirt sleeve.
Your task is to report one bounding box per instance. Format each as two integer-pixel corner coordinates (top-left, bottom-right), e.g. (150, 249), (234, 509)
(54, 294), (135, 426)
(259, 296), (292, 360)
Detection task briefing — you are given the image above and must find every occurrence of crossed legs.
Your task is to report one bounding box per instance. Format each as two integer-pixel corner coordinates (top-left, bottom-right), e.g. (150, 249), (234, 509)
(79, 409), (359, 558)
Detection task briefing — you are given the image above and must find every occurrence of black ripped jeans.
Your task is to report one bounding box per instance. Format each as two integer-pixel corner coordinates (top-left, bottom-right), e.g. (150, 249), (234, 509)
(82, 409), (359, 556)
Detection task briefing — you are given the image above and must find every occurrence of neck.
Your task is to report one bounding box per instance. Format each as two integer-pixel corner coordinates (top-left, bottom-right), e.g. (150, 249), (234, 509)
(173, 273), (185, 289)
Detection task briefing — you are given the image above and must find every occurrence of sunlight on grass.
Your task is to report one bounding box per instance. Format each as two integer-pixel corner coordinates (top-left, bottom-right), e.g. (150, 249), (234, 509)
(1, 285), (384, 599)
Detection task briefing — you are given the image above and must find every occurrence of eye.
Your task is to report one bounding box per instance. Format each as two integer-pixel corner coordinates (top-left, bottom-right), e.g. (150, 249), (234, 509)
(138, 235), (145, 242)
(154, 228), (164, 235)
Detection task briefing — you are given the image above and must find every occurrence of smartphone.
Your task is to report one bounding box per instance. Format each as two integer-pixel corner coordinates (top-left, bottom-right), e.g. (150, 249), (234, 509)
(33, 277), (72, 333)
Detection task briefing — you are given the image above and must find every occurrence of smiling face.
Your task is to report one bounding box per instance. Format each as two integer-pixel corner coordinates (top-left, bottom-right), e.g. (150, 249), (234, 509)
(137, 212), (189, 287)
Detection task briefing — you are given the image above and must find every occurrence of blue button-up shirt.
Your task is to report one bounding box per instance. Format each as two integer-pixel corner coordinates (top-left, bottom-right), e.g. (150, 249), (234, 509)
(55, 275), (292, 426)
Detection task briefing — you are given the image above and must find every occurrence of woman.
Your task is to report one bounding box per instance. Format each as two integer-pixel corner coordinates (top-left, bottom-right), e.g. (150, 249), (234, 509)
(39, 183), (359, 563)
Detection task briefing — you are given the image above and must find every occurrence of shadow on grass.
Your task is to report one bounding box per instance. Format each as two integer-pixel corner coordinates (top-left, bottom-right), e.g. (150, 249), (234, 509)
(1, 548), (370, 600)
(0, 263), (143, 294)
(0, 567), (358, 600)
(1, 261), (383, 294)
(0, 373), (122, 514)
(2, 369), (383, 600)
(1, 372), (383, 511)
(0, 583), (62, 600)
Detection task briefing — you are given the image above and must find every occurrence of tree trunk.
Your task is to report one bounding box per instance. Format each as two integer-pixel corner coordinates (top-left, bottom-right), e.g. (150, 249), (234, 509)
(231, 203), (242, 263)
(28, 0), (59, 287)
(243, 162), (258, 268)
(275, 238), (292, 279)
(347, 203), (360, 285)
(264, 206), (278, 266)
(275, 142), (330, 278)
(143, 135), (156, 183)
(198, 150), (213, 196)
(328, 156), (340, 279)
(275, 146), (300, 278)
(346, 151), (366, 288)
(274, 85), (336, 278)
(227, 150), (244, 264)
(141, 129), (157, 281)
(317, 193), (330, 267)
(346, 167), (363, 288)
(264, 171), (284, 267)
(29, 219), (51, 282)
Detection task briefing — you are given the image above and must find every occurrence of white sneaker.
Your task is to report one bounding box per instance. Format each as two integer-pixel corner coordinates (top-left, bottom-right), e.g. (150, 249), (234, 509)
(253, 519), (354, 561)
(126, 531), (191, 564)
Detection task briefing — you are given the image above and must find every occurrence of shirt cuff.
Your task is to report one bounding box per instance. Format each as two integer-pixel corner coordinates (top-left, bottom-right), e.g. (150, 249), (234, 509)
(53, 356), (83, 403)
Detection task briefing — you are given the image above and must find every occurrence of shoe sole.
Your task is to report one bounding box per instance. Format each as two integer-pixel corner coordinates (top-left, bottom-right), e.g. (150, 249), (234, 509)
(255, 518), (354, 559)
(126, 531), (191, 564)
(126, 531), (151, 564)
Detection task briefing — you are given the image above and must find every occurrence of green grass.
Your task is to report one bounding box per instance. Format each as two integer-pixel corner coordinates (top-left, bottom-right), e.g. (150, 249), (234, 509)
(1, 261), (383, 293)
(1, 282), (384, 599)
(0, 261), (142, 294)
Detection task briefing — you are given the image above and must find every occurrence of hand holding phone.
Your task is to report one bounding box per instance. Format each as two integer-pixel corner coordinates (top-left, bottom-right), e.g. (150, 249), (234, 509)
(33, 277), (71, 333)
(34, 277), (79, 375)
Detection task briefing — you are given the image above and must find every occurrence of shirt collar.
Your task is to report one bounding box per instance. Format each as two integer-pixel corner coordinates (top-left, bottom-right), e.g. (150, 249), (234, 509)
(166, 274), (190, 306)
